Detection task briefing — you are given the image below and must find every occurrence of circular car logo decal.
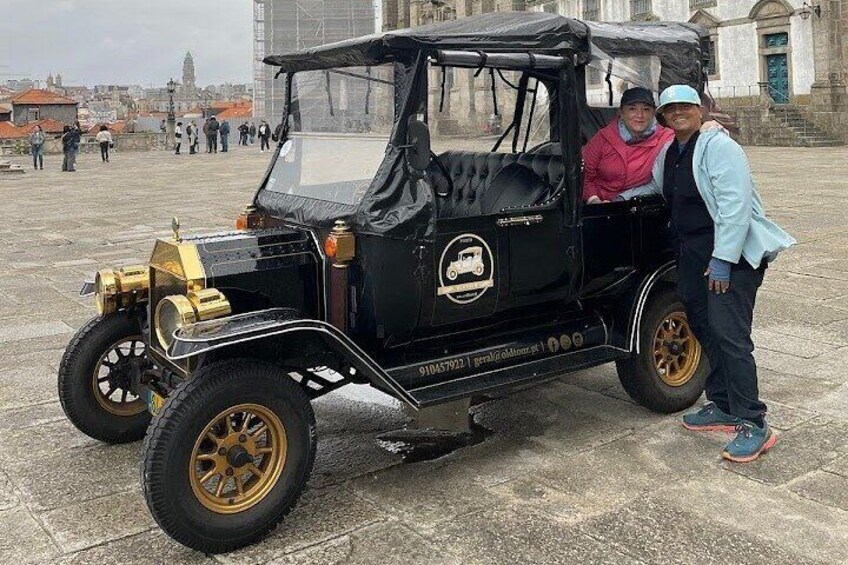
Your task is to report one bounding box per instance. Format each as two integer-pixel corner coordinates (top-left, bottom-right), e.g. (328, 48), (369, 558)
(437, 233), (495, 305)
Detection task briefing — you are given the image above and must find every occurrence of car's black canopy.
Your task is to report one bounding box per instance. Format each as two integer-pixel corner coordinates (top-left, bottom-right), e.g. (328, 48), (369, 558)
(264, 12), (707, 86)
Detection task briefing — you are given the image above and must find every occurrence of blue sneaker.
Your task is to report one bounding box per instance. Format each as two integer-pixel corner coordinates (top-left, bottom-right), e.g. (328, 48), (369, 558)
(682, 403), (742, 432)
(722, 421), (777, 463)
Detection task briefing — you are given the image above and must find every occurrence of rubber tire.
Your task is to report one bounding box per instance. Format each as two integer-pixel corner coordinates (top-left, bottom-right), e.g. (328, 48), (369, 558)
(142, 359), (316, 554)
(615, 287), (709, 413)
(58, 313), (151, 443)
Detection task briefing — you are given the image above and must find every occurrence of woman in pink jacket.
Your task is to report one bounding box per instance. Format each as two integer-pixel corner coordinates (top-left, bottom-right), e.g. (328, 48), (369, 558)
(582, 87), (674, 204)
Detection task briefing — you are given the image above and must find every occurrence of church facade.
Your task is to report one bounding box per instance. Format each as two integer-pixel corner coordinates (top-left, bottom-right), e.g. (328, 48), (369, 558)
(382, 0), (847, 145)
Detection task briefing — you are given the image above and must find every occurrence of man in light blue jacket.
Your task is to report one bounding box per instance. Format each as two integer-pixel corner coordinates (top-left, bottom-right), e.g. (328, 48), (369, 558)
(648, 85), (795, 463)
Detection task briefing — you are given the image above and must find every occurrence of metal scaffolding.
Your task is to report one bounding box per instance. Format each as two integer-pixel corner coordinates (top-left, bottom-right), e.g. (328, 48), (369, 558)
(252, 0), (377, 123)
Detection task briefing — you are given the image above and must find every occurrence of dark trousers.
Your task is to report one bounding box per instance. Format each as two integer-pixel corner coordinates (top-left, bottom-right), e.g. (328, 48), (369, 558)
(100, 141), (109, 162)
(221, 134), (228, 152)
(175, 141), (181, 154)
(260, 136), (270, 151)
(676, 237), (767, 423)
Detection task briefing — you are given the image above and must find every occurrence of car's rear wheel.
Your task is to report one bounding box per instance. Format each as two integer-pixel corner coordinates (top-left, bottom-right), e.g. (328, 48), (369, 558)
(58, 313), (151, 443)
(616, 288), (708, 413)
(142, 359), (316, 553)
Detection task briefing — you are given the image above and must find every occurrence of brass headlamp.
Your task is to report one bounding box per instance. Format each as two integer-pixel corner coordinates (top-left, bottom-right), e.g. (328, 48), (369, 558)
(155, 288), (231, 349)
(95, 265), (150, 315)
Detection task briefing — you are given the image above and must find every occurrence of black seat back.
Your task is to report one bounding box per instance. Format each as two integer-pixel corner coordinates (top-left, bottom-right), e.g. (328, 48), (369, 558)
(432, 151), (564, 219)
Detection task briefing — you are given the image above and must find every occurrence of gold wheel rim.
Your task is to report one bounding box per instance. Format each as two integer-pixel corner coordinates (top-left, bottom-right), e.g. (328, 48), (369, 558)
(653, 312), (701, 387)
(92, 337), (147, 416)
(189, 403), (287, 514)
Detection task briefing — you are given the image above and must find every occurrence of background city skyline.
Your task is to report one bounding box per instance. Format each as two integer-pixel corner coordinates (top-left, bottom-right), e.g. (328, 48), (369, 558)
(0, 0), (254, 88)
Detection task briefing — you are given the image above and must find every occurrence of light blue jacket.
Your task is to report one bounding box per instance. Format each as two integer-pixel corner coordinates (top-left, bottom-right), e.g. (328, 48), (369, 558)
(647, 129), (795, 268)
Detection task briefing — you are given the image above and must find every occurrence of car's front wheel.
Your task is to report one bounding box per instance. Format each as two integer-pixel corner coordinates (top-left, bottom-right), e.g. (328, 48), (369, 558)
(141, 359), (316, 553)
(58, 313), (152, 443)
(616, 288), (708, 413)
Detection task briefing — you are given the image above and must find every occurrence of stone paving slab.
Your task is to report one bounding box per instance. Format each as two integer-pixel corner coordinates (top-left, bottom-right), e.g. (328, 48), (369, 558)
(0, 146), (846, 564)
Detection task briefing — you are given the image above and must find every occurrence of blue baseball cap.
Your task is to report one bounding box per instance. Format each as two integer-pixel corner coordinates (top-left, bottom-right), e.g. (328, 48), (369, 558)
(656, 84), (701, 113)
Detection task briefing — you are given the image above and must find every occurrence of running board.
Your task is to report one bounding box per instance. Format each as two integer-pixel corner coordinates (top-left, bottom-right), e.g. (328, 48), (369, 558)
(405, 345), (628, 407)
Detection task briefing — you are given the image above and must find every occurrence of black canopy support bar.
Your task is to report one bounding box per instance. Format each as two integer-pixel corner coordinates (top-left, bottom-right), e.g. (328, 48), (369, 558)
(434, 50), (567, 71)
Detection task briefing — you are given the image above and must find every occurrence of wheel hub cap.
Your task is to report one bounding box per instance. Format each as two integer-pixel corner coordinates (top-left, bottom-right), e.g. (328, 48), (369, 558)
(653, 312), (702, 387)
(190, 403), (287, 514)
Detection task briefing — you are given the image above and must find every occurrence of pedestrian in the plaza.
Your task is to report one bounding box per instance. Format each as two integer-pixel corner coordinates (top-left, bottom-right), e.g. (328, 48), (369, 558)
(208, 116), (220, 153)
(95, 125), (113, 163)
(203, 118), (211, 153)
(647, 84), (796, 463)
(69, 120), (82, 169)
(258, 120), (271, 152)
(238, 122), (249, 145)
(191, 120), (200, 153)
(248, 122), (256, 145)
(29, 125), (45, 170)
(219, 119), (230, 153)
(59, 125), (75, 172)
(160, 119), (167, 133)
(174, 121), (183, 155)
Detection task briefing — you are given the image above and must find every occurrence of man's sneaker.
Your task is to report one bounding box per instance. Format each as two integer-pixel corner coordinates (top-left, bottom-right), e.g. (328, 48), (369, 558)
(722, 421), (777, 463)
(682, 403), (742, 432)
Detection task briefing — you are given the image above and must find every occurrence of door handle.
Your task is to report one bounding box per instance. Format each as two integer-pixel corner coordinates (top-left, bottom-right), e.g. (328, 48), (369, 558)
(496, 214), (543, 227)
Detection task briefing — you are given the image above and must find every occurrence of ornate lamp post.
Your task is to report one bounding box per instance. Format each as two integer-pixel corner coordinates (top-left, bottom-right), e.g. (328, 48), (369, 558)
(166, 78), (176, 145)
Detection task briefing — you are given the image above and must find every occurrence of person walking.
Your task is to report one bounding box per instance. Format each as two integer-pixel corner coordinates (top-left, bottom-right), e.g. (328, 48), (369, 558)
(258, 121), (271, 152)
(187, 121), (198, 154)
(208, 117), (220, 153)
(647, 85), (795, 463)
(203, 118), (211, 153)
(95, 125), (113, 163)
(248, 122), (256, 145)
(174, 121), (183, 155)
(59, 125), (75, 172)
(219, 119), (230, 152)
(238, 122), (248, 145)
(72, 119), (83, 165)
(29, 125), (45, 170)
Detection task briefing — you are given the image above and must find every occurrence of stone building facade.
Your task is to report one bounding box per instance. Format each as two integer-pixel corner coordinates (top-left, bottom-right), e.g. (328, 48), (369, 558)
(10, 89), (78, 126)
(382, 0), (847, 145)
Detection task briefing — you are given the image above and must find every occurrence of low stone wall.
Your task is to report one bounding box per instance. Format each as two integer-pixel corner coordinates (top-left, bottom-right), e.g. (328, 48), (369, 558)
(0, 132), (169, 156)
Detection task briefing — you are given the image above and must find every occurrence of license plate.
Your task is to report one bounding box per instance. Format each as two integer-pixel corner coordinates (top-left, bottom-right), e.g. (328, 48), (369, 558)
(148, 390), (166, 416)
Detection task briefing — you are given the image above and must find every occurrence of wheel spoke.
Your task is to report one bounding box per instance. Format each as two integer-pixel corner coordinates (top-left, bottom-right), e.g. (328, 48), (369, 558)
(105, 384), (117, 398)
(121, 389), (128, 403)
(200, 468), (219, 485)
(250, 423), (268, 439)
(235, 476), (244, 496)
(206, 431), (220, 443)
(196, 453), (217, 462)
(225, 414), (235, 435)
(246, 463), (264, 478)
(255, 446), (273, 455)
(97, 376), (110, 383)
(215, 477), (226, 498)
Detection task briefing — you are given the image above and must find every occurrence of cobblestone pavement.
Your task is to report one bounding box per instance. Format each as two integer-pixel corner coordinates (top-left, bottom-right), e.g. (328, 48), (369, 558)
(1, 144), (847, 565)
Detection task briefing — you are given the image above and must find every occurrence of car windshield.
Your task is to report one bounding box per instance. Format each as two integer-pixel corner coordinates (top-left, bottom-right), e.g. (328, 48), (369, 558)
(264, 66), (395, 206)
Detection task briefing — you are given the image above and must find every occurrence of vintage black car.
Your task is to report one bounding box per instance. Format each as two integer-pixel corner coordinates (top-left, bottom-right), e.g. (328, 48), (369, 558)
(59, 13), (711, 553)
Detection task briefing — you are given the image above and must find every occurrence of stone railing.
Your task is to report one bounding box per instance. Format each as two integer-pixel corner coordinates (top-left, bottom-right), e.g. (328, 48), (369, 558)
(0, 132), (169, 156)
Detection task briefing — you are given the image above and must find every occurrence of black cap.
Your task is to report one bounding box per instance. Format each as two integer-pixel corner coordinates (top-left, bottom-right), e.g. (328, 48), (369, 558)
(620, 87), (656, 108)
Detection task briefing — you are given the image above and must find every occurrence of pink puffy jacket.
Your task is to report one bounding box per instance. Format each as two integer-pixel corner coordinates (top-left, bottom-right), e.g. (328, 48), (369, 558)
(582, 120), (674, 202)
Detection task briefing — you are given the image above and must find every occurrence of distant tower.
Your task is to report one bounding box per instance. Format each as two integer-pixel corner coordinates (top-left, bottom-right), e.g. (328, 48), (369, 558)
(55, 74), (63, 87)
(46, 74), (54, 90)
(182, 51), (196, 93)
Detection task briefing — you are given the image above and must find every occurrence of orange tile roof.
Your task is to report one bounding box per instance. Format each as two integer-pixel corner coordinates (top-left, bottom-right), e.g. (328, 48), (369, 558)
(0, 119), (70, 139)
(11, 88), (78, 105)
(0, 122), (24, 139)
(216, 103), (253, 120)
(88, 121), (125, 134)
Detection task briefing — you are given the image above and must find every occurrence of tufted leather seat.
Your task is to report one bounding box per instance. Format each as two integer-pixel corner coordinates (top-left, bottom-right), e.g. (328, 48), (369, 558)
(429, 151), (564, 219)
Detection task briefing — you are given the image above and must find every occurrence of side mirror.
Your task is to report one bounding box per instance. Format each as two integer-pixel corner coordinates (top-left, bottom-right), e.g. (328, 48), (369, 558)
(405, 116), (431, 174)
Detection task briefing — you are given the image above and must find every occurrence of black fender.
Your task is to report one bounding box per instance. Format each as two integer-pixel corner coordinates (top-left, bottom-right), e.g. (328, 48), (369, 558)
(167, 308), (418, 408)
(624, 260), (678, 354)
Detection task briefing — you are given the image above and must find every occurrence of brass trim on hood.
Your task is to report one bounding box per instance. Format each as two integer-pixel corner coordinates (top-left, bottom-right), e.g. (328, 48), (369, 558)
(149, 238), (207, 290)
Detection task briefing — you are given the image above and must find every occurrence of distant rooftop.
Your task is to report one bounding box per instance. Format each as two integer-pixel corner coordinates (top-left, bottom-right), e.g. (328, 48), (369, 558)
(11, 89), (78, 106)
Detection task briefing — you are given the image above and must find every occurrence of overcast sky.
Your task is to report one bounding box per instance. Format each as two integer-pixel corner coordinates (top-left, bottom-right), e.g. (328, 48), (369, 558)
(1, 0), (254, 88)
